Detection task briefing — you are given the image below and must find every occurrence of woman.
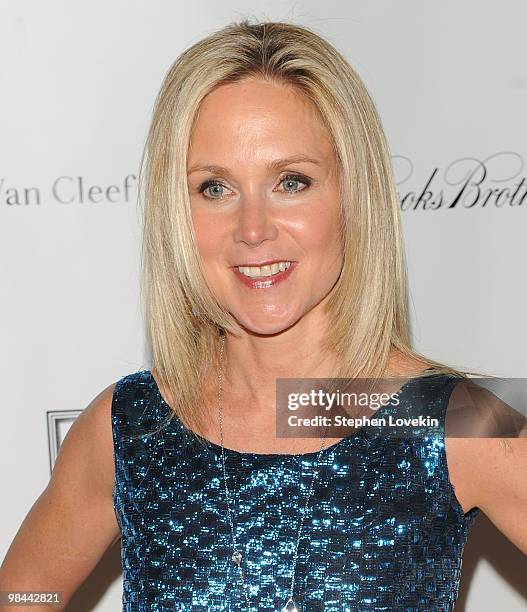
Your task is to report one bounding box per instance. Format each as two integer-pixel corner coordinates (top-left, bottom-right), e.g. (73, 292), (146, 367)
(0, 19), (525, 612)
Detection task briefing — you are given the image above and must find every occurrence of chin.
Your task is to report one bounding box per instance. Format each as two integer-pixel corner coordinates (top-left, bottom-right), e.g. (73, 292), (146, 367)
(233, 310), (301, 337)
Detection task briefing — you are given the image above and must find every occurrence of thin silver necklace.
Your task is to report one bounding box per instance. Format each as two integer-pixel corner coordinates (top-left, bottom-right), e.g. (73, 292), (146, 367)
(216, 331), (329, 612)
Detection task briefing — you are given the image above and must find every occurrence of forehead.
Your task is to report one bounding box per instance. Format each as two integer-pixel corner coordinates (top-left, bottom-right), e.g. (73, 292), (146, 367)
(188, 77), (334, 165)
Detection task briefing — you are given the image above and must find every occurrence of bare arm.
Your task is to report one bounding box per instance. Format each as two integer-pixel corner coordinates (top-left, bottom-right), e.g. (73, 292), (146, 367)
(448, 434), (527, 554)
(0, 382), (121, 610)
(446, 381), (527, 555)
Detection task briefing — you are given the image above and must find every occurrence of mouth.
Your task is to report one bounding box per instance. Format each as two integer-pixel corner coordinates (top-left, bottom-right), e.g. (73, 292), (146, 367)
(231, 260), (297, 289)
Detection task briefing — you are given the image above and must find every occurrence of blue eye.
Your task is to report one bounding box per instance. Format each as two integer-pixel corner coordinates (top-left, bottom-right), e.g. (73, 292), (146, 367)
(197, 173), (312, 201)
(198, 180), (226, 199)
(280, 174), (311, 193)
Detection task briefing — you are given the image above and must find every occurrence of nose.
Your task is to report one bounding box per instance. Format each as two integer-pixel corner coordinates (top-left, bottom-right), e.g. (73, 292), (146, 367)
(233, 195), (278, 247)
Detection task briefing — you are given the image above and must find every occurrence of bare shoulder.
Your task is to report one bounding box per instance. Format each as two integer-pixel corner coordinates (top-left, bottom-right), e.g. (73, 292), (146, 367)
(443, 379), (527, 533)
(442, 378), (500, 515)
(55, 380), (117, 496)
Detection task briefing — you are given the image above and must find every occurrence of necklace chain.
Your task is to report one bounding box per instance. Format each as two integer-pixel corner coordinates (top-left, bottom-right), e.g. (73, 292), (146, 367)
(216, 330), (328, 611)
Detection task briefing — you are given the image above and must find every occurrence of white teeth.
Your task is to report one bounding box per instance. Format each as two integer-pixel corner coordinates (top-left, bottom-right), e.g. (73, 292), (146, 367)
(238, 261), (292, 278)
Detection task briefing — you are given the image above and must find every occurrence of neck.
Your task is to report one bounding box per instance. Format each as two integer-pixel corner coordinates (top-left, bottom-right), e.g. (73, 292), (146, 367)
(218, 318), (338, 415)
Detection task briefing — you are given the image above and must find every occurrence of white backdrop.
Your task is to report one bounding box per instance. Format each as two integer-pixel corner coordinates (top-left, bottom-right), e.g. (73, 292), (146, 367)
(1, 1), (526, 610)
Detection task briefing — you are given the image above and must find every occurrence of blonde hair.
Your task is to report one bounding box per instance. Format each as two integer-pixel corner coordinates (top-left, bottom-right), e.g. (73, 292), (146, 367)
(139, 19), (485, 438)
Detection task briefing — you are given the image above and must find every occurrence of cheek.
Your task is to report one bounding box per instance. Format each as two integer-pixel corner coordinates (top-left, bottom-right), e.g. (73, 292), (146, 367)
(191, 211), (223, 262)
(296, 203), (341, 252)
(301, 204), (343, 281)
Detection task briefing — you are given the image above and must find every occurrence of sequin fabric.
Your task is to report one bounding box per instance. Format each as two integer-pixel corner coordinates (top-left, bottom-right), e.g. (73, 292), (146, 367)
(111, 370), (481, 611)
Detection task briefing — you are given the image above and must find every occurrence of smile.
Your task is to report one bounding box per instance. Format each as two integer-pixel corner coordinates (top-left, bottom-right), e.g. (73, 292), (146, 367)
(237, 261), (292, 278)
(232, 261), (297, 289)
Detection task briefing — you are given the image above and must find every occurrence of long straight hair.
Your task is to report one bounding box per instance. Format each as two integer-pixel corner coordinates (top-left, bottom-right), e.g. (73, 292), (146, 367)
(139, 19), (483, 437)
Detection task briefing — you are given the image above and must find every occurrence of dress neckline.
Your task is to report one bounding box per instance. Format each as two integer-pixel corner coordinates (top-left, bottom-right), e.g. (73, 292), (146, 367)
(147, 368), (439, 460)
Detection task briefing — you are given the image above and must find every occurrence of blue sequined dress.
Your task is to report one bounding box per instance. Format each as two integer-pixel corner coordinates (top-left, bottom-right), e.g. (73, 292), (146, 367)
(111, 370), (480, 611)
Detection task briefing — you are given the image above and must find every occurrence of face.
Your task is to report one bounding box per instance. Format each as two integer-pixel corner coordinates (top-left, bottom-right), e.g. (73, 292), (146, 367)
(187, 77), (343, 336)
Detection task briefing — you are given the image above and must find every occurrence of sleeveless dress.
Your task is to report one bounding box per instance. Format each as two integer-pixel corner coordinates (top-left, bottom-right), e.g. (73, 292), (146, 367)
(111, 369), (481, 611)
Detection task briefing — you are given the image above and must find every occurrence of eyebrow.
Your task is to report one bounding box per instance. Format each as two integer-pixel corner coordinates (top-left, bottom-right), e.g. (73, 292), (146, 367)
(187, 154), (321, 176)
